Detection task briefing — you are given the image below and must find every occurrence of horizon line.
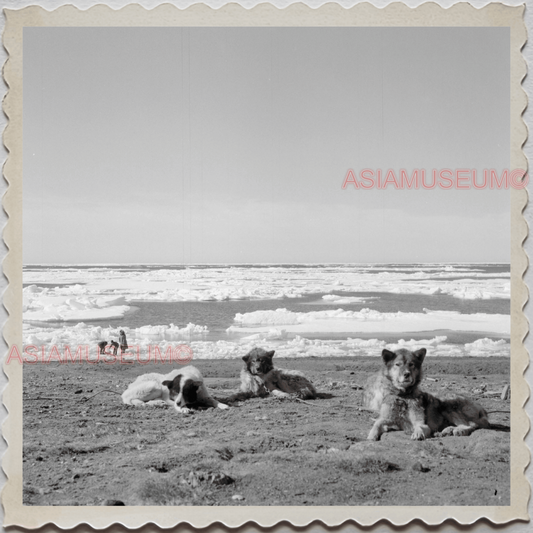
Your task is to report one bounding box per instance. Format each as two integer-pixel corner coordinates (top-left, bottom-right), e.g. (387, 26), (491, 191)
(23, 261), (511, 267)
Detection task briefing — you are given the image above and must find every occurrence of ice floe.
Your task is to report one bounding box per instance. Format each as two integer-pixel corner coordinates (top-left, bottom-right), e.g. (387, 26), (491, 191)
(321, 295), (375, 304)
(228, 308), (509, 336)
(23, 264), (510, 311)
(23, 286), (131, 322)
(20, 265), (511, 361)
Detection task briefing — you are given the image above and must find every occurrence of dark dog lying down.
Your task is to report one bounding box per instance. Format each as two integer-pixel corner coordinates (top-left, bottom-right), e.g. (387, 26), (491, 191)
(239, 347), (317, 400)
(363, 348), (490, 441)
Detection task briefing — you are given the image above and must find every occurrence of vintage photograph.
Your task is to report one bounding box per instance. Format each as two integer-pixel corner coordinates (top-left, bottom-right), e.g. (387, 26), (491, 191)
(19, 24), (513, 507)
(2, 3), (527, 527)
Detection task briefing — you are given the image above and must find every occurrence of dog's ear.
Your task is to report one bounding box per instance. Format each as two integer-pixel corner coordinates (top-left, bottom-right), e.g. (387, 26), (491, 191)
(266, 350), (275, 359)
(163, 375), (181, 391)
(242, 354), (250, 363)
(381, 349), (397, 364)
(413, 348), (426, 363)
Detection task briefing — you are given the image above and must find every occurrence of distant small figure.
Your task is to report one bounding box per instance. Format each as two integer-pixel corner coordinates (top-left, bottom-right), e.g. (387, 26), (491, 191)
(97, 341), (108, 354)
(119, 330), (128, 353)
(110, 340), (119, 356)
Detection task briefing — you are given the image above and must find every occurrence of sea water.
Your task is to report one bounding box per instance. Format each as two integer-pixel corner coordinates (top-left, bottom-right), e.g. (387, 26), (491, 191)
(22, 263), (510, 359)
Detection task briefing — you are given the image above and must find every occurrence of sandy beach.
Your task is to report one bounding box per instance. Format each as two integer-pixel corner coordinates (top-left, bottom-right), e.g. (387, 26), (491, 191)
(22, 356), (510, 506)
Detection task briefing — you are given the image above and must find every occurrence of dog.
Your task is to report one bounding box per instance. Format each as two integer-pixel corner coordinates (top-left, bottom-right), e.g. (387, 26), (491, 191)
(240, 347), (317, 400)
(363, 348), (490, 441)
(121, 365), (229, 414)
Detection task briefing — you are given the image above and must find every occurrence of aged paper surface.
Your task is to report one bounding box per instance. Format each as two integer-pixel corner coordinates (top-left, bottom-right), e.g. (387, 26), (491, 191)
(2, 2), (529, 529)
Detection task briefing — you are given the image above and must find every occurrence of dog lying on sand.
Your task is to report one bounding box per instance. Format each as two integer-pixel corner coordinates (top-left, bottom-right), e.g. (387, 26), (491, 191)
(239, 347), (317, 400)
(363, 348), (490, 441)
(122, 366), (229, 414)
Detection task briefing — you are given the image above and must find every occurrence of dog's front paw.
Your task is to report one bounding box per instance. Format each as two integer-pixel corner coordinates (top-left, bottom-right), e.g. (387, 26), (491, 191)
(452, 427), (473, 437)
(367, 429), (381, 441)
(411, 427), (426, 441)
(438, 426), (455, 437)
(218, 402), (230, 410)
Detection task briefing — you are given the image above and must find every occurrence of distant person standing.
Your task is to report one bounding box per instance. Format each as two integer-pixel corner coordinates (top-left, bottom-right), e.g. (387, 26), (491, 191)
(119, 330), (128, 353)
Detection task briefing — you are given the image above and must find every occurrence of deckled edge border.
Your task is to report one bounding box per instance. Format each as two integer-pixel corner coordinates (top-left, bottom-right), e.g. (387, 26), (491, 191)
(1, 1), (529, 529)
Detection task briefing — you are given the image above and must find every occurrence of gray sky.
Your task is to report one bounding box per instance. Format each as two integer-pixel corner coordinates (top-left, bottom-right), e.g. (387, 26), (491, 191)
(23, 27), (510, 264)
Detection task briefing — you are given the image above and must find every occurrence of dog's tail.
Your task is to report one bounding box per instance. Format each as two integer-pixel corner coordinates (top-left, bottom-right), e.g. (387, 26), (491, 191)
(219, 391), (256, 404)
(294, 387), (320, 401)
(484, 410), (510, 432)
(487, 422), (510, 432)
(80, 390), (123, 402)
(292, 397), (323, 407)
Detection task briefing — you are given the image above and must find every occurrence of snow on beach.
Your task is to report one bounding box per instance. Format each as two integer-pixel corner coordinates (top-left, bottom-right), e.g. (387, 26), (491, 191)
(22, 321), (510, 360)
(24, 322), (208, 349)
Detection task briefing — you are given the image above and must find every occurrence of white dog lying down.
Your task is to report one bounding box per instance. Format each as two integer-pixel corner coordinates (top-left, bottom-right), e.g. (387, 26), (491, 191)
(121, 366), (229, 414)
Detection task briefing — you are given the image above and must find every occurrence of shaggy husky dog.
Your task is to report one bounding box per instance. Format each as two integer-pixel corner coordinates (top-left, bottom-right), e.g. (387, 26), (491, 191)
(363, 348), (490, 441)
(240, 347), (317, 400)
(122, 366), (229, 414)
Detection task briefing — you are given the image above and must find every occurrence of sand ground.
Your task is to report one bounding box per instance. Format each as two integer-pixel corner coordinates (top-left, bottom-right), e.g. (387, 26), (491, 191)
(22, 356), (510, 506)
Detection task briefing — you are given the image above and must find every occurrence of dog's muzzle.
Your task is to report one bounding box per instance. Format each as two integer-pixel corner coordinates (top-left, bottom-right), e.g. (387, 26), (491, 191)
(397, 375), (414, 388)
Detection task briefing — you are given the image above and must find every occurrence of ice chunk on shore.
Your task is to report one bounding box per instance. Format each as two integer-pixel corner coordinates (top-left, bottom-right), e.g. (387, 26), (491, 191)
(22, 314), (510, 361)
(464, 337), (508, 356)
(22, 322), (208, 351)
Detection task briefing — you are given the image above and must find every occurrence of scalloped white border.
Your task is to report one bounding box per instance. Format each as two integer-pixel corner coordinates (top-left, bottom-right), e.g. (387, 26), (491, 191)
(1, 2), (529, 529)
